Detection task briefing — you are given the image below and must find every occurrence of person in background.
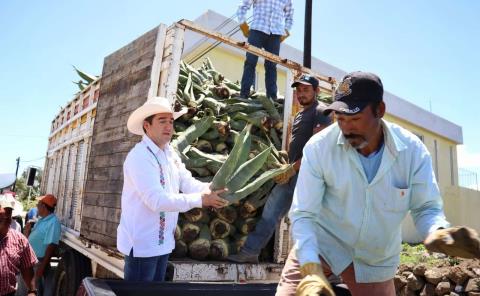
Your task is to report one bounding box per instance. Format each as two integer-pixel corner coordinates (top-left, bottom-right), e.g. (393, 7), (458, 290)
(25, 207), (38, 223)
(23, 194), (61, 296)
(227, 75), (332, 264)
(0, 195), (37, 296)
(236, 0), (293, 99)
(1, 193), (24, 233)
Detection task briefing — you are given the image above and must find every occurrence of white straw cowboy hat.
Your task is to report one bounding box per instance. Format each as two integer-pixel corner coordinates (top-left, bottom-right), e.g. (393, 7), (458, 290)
(127, 97), (187, 135)
(0, 193), (23, 216)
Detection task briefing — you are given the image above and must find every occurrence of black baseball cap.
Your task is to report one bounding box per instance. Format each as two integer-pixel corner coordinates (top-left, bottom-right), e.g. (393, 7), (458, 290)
(324, 71), (383, 115)
(291, 74), (319, 89)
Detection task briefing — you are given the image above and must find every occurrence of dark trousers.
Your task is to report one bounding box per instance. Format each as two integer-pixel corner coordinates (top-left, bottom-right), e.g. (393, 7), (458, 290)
(240, 29), (281, 99)
(242, 175), (297, 255)
(123, 249), (170, 282)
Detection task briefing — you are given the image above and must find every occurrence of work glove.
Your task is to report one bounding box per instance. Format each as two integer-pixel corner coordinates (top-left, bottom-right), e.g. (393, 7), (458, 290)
(278, 150), (289, 163)
(240, 22), (250, 38)
(280, 30), (290, 42)
(273, 164), (296, 185)
(424, 226), (480, 259)
(297, 263), (335, 296)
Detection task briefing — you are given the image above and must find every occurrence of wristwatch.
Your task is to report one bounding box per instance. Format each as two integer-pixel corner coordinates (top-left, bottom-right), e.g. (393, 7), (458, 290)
(27, 289), (38, 295)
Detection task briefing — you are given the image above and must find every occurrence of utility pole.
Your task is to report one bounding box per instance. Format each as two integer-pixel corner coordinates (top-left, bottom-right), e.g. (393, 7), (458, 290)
(303, 0), (313, 68)
(12, 157), (20, 192)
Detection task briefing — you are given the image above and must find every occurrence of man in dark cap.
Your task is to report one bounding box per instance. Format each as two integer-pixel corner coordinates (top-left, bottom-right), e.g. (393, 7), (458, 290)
(227, 74), (332, 264)
(280, 71), (480, 296)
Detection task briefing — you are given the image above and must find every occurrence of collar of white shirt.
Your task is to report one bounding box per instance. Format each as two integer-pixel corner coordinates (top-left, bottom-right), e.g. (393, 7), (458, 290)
(142, 134), (171, 155)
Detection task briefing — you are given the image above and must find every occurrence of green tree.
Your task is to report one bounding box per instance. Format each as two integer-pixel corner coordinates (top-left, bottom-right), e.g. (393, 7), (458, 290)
(15, 168), (43, 210)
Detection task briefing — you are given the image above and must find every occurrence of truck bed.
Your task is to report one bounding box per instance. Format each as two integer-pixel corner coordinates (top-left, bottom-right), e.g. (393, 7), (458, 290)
(79, 277), (278, 296)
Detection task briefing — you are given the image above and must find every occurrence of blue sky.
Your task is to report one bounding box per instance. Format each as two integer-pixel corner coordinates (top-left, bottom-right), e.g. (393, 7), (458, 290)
(1, 1), (479, 186)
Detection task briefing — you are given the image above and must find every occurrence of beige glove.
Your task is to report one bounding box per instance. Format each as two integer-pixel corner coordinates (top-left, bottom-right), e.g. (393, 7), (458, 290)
(278, 150), (289, 163)
(273, 164), (296, 185)
(280, 30), (290, 42)
(297, 263), (335, 296)
(424, 226), (480, 259)
(240, 22), (250, 38)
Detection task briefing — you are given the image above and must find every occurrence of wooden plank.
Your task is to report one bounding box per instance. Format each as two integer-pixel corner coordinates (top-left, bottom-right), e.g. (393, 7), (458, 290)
(86, 166), (123, 182)
(85, 180), (124, 194)
(158, 25), (184, 103)
(96, 112), (131, 131)
(82, 204), (108, 221)
(88, 152), (128, 169)
(147, 24), (167, 100)
(80, 228), (117, 248)
(83, 192), (121, 208)
(178, 20), (336, 85)
(91, 127), (129, 146)
(106, 207), (121, 224)
(89, 139), (138, 157)
(82, 216), (106, 234)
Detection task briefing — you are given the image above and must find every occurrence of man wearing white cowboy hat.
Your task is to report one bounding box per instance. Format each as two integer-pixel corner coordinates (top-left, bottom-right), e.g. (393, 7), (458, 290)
(117, 96), (227, 282)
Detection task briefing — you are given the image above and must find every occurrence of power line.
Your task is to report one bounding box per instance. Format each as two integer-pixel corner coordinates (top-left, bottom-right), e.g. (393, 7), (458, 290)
(22, 156), (45, 163)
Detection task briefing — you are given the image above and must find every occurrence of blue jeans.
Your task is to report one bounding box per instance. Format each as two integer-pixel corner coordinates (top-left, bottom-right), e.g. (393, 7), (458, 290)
(240, 29), (281, 99)
(242, 174), (298, 255)
(124, 249), (169, 282)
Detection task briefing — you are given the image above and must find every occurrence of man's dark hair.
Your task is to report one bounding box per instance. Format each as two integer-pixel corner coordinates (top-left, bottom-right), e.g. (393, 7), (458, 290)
(45, 204), (55, 213)
(369, 101), (382, 118)
(142, 114), (155, 133)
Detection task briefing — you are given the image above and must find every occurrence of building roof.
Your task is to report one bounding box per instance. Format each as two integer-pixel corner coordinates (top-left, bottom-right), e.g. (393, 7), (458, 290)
(183, 10), (463, 144)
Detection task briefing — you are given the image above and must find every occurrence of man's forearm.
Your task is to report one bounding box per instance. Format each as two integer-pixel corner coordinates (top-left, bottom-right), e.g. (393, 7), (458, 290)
(293, 159), (301, 171)
(21, 267), (36, 291)
(40, 244), (57, 269)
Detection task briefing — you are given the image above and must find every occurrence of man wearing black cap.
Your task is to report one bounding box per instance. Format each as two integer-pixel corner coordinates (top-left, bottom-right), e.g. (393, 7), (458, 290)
(281, 71), (480, 296)
(227, 74), (332, 264)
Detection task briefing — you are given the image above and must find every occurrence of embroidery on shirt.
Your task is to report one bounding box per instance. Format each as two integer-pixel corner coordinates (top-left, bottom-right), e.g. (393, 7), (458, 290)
(146, 145), (167, 246)
(159, 212), (165, 245)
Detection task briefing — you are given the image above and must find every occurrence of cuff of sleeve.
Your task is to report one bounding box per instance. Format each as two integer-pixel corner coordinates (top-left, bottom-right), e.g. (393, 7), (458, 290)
(427, 221), (451, 236)
(186, 193), (203, 209)
(296, 247), (321, 267)
(237, 14), (246, 24)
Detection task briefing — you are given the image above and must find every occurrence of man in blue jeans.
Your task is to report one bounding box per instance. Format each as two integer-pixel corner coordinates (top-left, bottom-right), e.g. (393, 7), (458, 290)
(22, 194), (61, 296)
(117, 97), (226, 282)
(227, 75), (332, 263)
(237, 0), (293, 99)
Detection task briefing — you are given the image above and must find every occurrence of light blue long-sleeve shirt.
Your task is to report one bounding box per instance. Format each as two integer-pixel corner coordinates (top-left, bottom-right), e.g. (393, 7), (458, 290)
(289, 120), (449, 283)
(237, 0), (294, 35)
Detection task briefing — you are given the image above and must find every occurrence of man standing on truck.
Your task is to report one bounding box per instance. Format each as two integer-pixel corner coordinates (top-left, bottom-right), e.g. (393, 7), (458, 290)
(22, 194), (61, 296)
(117, 97), (227, 282)
(282, 71), (480, 296)
(0, 195), (38, 296)
(236, 0), (293, 99)
(227, 75), (332, 264)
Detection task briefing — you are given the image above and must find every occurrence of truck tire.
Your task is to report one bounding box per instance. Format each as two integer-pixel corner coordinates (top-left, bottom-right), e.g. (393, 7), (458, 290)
(53, 249), (92, 296)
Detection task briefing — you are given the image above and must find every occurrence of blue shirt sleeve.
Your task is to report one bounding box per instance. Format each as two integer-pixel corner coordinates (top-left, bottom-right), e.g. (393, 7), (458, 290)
(237, 0), (253, 23)
(43, 219), (61, 245)
(289, 140), (326, 266)
(409, 142), (450, 238)
(284, 0), (294, 31)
